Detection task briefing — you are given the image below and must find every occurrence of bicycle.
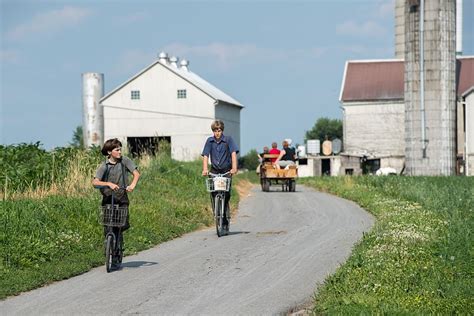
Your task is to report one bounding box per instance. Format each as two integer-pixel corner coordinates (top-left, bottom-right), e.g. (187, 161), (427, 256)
(206, 172), (232, 237)
(97, 187), (128, 272)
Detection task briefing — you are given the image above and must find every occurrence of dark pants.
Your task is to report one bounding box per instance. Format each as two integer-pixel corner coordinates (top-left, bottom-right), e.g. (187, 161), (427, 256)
(102, 192), (130, 237)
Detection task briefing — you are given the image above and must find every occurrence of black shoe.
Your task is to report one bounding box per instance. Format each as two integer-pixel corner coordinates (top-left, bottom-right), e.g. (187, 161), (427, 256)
(222, 223), (229, 234)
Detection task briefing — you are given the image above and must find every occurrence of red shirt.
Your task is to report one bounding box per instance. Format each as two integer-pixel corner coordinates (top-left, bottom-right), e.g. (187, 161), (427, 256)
(269, 148), (280, 162)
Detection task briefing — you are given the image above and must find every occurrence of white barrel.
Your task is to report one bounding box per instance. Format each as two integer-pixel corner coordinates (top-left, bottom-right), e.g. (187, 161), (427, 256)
(82, 73), (104, 147)
(307, 139), (320, 155)
(322, 140), (332, 156)
(297, 145), (306, 158)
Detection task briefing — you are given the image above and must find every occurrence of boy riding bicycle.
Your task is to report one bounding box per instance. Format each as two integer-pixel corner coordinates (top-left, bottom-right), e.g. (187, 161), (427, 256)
(92, 138), (140, 267)
(201, 120), (239, 233)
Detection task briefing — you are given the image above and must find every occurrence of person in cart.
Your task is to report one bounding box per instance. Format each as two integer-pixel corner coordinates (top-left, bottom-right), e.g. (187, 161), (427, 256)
(274, 139), (296, 169)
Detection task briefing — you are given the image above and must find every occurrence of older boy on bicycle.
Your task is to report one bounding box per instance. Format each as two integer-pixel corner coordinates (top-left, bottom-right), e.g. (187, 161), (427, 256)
(202, 120), (239, 232)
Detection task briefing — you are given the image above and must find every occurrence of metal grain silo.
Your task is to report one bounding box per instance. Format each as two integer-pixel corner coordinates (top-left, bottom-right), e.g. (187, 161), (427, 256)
(395, 0), (405, 59)
(82, 72), (104, 147)
(404, 0), (457, 175)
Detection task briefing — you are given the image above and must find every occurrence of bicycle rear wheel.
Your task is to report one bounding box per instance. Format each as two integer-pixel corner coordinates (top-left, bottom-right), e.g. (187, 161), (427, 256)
(215, 194), (224, 237)
(105, 234), (114, 273)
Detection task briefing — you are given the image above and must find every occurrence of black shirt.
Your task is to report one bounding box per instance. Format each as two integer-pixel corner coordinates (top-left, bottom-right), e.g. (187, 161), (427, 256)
(281, 147), (296, 161)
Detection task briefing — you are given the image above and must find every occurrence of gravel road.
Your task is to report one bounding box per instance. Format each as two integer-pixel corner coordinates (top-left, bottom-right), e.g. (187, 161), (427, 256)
(1, 185), (373, 315)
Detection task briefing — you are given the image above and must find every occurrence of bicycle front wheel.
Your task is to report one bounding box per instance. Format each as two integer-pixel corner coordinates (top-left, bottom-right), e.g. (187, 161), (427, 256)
(115, 232), (123, 265)
(215, 194), (224, 237)
(105, 234), (113, 273)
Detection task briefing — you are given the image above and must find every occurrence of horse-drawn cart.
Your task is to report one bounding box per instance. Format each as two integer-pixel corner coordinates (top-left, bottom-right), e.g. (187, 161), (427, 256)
(259, 154), (297, 192)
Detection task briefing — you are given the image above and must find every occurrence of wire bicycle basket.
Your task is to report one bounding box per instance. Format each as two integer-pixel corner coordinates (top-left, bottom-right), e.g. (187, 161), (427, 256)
(98, 205), (128, 227)
(206, 176), (231, 192)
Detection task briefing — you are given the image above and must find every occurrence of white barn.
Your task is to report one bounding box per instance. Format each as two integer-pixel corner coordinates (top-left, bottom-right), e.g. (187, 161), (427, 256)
(339, 57), (474, 175)
(99, 52), (243, 161)
(339, 59), (406, 175)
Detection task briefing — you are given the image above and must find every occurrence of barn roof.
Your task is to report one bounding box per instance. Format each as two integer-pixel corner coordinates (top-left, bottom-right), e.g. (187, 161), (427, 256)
(340, 56), (474, 102)
(339, 59), (404, 102)
(101, 58), (243, 107)
(457, 57), (474, 97)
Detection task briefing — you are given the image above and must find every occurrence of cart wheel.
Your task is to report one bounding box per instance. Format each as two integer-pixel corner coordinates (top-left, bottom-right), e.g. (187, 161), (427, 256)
(263, 179), (270, 192)
(289, 180), (296, 192)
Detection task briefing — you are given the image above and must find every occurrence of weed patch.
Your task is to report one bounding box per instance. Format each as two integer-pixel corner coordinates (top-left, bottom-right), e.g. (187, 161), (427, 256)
(1, 151), (245, 299)
(302, 176), (473, 314)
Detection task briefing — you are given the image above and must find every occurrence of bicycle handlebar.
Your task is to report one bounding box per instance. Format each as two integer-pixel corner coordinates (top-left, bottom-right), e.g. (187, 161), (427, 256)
(209, 171), (231, 177)
(94, 185), (127, 190)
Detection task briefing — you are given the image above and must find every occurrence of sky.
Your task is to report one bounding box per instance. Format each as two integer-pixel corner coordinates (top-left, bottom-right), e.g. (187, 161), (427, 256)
(1, 0), (473, 155)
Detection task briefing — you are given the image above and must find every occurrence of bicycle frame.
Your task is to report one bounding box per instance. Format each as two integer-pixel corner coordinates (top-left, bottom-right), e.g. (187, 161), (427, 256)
(96, 186), (127, 272)
(207, 172), (231, 237)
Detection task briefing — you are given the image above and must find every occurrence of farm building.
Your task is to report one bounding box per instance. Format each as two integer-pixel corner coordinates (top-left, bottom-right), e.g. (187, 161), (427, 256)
(336, 0), (474, 176)
(339, 59), (405, 175)
(96, 52), (243, 161)
(339, 56), (474, 175)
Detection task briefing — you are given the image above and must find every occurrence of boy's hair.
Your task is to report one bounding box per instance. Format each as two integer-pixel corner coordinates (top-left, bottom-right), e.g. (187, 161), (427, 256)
(101, 138), (122, 156)
(282, 140), (289, 148)
(211, 120), (225, 131)
(271, 142), (278, 148)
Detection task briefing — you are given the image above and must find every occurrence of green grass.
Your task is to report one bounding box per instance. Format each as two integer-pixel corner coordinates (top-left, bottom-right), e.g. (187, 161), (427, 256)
(0, 154), (242, 299)
(301, 176), (473, 314)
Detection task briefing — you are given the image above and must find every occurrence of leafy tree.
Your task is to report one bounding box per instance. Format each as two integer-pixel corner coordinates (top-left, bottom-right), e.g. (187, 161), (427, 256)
(238, 149), (259, 171)
(305, 117), (342, 142)
(70, 126), (84, 148)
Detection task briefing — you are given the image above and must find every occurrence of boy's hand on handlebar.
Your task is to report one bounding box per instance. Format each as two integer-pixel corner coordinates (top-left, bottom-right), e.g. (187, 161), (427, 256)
(230, 168), (237, 175)
(126, 184), (136, 192)
(202, 169), (209, 176)
(108, 183), (119, 191)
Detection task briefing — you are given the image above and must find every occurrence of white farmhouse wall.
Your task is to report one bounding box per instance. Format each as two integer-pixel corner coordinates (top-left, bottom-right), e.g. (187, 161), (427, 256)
(102, 64), (216, 118)
(343, 101), (404, 157)
(466, 92), (474, 175)
(103, 106), (213, 161)
(457, 100), (465, 156)
(100, 63), (241, 161)
(215, 103), (241, 152)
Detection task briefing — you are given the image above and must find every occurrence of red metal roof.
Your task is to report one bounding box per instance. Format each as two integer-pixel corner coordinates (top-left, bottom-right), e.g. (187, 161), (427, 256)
(457, 57), (474, 96)
(341, 60), (404, 102)
(340, 57), (474, 102)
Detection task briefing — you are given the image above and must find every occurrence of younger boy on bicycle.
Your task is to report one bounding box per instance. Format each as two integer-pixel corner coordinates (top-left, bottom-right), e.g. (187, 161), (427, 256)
(92, 138), (140, 232)
(201, 120), (239, 231)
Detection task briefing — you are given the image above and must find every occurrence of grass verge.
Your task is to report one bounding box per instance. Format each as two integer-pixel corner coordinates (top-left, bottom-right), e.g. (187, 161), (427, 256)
(0, 154), (246, 299)
(300, 176), (473, 314)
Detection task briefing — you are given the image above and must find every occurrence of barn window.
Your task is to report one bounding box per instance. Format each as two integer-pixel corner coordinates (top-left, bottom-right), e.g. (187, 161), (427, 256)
(131, 90), (140, 100)
(177, 89), (187, 99)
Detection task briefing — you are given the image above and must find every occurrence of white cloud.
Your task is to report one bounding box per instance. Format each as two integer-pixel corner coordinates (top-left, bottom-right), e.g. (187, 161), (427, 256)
(0, 50), (20, 64)
(112, 50), (156, 76)
(6, 6), (93, 41)
(110, 43), (329, 76)
(162, 42), (259, 70)
(121, 11), (150, 24)
(160, 42), (329, 71)
(341, 45), (392, 57)
(376, 0), (395, 18)
(336, 20), (388, 38)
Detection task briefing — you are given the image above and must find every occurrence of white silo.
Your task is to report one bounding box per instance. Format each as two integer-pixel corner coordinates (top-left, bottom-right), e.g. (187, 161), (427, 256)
(404, 0), (457, 175)
(395, 0), (405, 58)
(82, 73), (104, 147)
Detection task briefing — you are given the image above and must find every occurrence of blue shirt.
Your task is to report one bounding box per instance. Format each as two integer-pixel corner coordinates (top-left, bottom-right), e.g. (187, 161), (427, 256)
(201, 134), (239, 171)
